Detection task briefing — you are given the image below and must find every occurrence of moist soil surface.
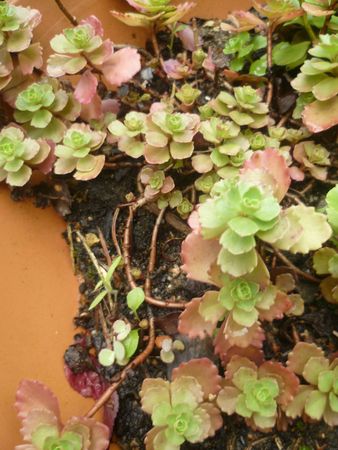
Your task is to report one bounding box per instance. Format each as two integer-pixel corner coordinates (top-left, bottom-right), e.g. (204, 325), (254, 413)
(11, 16), (338, 450)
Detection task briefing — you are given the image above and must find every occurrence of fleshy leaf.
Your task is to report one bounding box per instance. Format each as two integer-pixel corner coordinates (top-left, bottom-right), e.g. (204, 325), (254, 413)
(172, 358), (222, 398)
(102, 47), (141, 87)
(287, 342), (325, 375)
(74, 70), (98, 105)
(178, 299), (217, 339)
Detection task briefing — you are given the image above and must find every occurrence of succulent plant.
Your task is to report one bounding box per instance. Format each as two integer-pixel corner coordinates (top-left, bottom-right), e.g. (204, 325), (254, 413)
(54, 123), (106, 180)
(223, 31), (267, 75)
(0, 126), (51, 186)
(0, 1), (42, 90)
(179, 269), (291, 349)
(198, 117), (252, 177)
(47, 16), (141, 102)
(108, 111), (147, 158)
(198, 179), (282, 276)
(291, 34), (338, 132)
(219, 279), (279, 327)
(111, 0), (195, 30)
(286, 342), (338, 426)
(217, 355), (299, 430)
(292, 34), (338, 102)
(293, 140), (330, 180)
(15, 379), (109, 450)
(140, 358), (222, 449)
(144, 110), (200, 164)
(140, 166), (175, 199)
(210, 86), (269, 129)
(175, 83), (201, 106)
(14, 79), (80, 142)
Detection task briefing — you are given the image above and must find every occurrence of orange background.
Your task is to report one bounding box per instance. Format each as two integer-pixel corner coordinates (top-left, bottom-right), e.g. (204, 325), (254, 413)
(1, 1), (250, 448)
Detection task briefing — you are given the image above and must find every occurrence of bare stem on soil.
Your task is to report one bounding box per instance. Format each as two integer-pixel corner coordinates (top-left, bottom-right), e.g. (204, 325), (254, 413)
(145, 208), (167, 296)
(272, 247), (320, 284)
(122, 206), (186, 309)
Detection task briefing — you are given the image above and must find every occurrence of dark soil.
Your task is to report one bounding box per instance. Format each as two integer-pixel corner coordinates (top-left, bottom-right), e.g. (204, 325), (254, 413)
(11, 16), (338, 450)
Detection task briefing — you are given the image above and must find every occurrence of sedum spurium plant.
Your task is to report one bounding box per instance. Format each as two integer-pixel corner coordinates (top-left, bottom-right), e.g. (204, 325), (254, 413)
(14, 78), (81, 142)
(0, 126), (51, 186)
(54, 123), (106, 181)
(2, 0), (338, 446)
(111, 0), (196, 30)
(291, 34), (338, 132)
(140, 358), (222, 449)
(0, 1), (42, 91)
(210, 86), (269, 129)
(15, 379), (109, 450)
(217, 355), (299, 430)
(47, 15), (141, 105)
(286, 342), (338, 426)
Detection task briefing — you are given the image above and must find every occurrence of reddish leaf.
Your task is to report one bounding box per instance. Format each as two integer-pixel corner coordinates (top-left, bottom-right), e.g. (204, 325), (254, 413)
(103, 392), (119, 439)
(64, 365), (108, 400)
(102, 47), (141, 87)
(15, 380), (61, 424)
(178, 298), (217, 339)
(75, 70), (98, 105)
(287, 342), (325, 375)
(220, 345), (265, 367)
(80, 15), (104, 36)
(172, 358), (222, 397)
(303, 97), (338, 133)
(240, 148), (291, 201)
(181, 230), (220, 284)
(258, 290), (292, 322)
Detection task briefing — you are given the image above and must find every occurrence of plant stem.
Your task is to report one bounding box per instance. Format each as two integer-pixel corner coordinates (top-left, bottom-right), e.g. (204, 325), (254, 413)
(122, 207), (186, 309)
(76, 231), (104, 280)
(302, 14), (317, 43)
(54, 0), (78, 26)
(97, 227), (112, 266)
(272, 247), (320, 283)
(145, 208), (167, 296)
(111, 208), (122, 257)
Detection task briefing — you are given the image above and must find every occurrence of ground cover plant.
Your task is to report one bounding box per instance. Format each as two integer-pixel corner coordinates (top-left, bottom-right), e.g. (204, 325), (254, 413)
(1, 0), (338, 448)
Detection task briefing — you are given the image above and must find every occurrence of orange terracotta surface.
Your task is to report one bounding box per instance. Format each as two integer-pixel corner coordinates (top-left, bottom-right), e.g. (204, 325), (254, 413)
(1, 1), (251, 448)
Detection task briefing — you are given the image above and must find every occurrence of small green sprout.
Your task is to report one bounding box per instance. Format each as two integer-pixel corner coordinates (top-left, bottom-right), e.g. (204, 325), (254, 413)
(98, 320), (139, 367)
(160, 338), (185, 364)
(89, 255), (122, 310)
(127, 287), (145, 317)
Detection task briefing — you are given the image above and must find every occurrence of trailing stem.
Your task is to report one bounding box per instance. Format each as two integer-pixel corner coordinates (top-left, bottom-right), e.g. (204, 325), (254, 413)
(272, 246), (320, 283)
(123, 206), (186, 309)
